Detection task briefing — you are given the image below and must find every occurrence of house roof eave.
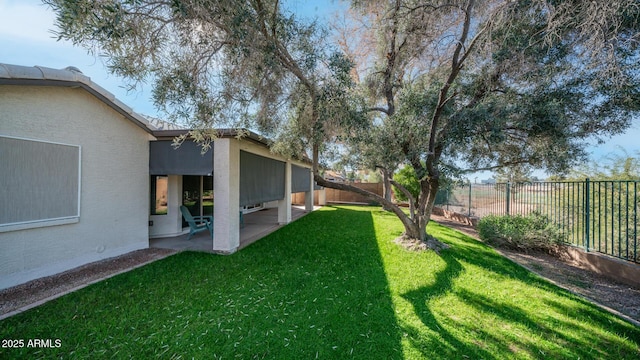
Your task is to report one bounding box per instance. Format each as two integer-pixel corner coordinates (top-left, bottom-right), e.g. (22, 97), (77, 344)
(0, 63), (154, 135)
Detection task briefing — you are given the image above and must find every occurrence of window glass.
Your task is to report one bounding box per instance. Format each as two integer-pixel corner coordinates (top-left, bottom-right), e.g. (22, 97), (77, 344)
(150, 176), (168, 215)
(203, 176), (213, 217)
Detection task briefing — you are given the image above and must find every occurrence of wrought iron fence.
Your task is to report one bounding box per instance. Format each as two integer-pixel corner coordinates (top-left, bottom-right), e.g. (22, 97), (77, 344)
(437, 179), (639, 263)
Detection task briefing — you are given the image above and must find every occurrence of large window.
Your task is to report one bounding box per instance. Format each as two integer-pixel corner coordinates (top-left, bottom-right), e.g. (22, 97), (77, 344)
(0, 136), (81, 232)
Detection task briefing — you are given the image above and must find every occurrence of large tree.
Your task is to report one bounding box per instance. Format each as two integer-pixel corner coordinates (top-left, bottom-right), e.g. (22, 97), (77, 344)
(45, 0), (640, 248)
(46, 0), (354, 148)
(330, 0), (640, 245)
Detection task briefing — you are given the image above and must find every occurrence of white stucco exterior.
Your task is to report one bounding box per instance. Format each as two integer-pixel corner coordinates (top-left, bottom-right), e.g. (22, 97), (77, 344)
(0, 63), (316, 290)
(0, 85), (153, 289)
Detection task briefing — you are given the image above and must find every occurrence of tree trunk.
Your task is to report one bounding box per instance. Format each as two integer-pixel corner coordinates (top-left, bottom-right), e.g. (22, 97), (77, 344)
(314, 173), (449, 252)
(380, 167), (393, 211)
(389, 178), (415, 220)
(407, 175), (449, 251)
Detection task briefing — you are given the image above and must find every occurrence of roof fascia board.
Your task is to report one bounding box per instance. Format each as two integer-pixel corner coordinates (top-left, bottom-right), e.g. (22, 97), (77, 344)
(153, 128), (271, 147)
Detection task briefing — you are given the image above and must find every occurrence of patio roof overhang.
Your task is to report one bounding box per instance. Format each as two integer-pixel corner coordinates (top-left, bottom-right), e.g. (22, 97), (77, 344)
(152, 128), (314, 165)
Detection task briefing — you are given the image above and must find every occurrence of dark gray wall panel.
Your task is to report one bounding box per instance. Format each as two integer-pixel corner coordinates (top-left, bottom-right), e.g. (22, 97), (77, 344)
(291, 164), (311, 193)
(240, 151), (285, 206)
(149, 140), (213, 175)
(0, 136), (80, 225)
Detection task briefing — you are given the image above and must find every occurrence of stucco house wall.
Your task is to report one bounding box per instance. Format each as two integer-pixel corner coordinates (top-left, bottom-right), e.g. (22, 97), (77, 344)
(0, 84), (152, 289)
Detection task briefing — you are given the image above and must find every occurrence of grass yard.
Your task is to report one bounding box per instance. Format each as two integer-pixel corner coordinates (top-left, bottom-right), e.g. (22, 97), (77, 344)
(1, 206), (638, 359)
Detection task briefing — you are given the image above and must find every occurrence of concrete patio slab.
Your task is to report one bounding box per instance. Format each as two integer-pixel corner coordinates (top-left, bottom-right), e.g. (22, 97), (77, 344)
(150, 206), (317, 252)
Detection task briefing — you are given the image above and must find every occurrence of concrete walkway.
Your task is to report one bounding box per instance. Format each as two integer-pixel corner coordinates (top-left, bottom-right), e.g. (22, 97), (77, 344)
(150, 206), (316, 252)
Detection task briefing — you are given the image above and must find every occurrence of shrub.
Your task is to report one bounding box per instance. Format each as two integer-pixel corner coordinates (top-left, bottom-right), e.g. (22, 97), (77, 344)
(392, 164), (420, 203)
(392, 164), (452, 204)
(477, 212), (566, 252)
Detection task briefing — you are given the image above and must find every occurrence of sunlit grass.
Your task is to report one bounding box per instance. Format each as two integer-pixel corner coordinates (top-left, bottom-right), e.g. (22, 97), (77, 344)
(1, 206), (638, 359)
(372, 208), (639, 359)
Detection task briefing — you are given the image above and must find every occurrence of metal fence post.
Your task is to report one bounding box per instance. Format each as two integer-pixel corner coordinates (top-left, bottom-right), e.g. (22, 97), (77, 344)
(585, 178), (590, 252)
(468, 180), (472, 217)
(446, 186), (449, 211)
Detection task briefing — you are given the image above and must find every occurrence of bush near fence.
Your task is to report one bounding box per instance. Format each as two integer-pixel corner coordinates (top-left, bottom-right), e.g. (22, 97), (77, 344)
(439, 180), (640, 264)
(477, 213), (565, 252)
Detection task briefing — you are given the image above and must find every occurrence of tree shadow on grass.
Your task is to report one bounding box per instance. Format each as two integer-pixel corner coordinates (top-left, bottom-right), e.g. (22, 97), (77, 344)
(245, 206), (406, 359)
(400, 221), (640, 359)
(401, 250), (499, 359)
(454, 288), (638, 359)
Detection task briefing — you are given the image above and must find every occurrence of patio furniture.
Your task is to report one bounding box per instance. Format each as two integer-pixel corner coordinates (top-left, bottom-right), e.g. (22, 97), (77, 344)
(180, 205), (213, 240)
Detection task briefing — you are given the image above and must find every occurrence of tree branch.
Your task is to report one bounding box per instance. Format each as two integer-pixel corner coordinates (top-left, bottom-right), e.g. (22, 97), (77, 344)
(426, 0), (476, 178)
(457, 159), (533, 173)
(366, 106), (390, 115)
(314, 175), (417, 232)
(389, 179), (415, 219)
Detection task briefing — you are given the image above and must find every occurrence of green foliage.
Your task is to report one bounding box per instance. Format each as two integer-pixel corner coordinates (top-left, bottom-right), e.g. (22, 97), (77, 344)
(44, 0), (356, 141)
(477, 212), (566, 252)
(392, 164), (420, 202)
(393, 163), (453, 204)
(438, 1), (640, 175)
(44, 0), (640, 241)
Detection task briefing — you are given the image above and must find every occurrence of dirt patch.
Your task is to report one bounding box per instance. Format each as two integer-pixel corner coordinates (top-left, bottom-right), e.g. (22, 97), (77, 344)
(0, 248), (176, 318)
(431, 214), (640, 324)
(394, 234), (451, 253)
(395, 235), (431, 251)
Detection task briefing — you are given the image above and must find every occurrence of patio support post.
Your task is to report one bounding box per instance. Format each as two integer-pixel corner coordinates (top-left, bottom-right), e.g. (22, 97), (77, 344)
(305, 167), (314, 211)
(278, 161), (292, 224)
(213, 138), (240, 253)
(169, 175), (183, 231)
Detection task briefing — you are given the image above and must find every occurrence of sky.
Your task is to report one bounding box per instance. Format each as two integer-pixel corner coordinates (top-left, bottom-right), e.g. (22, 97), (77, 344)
(1, 0), (639, 179)
(0, 0), (340, 117)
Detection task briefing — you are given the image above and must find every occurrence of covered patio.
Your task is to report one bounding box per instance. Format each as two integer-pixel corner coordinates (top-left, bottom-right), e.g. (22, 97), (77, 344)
(150, 205), (316, 252)
(148, 129), (318, 254)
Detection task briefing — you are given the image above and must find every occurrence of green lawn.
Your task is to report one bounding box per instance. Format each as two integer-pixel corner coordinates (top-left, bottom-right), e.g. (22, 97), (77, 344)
(1, 206), (638, 359)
